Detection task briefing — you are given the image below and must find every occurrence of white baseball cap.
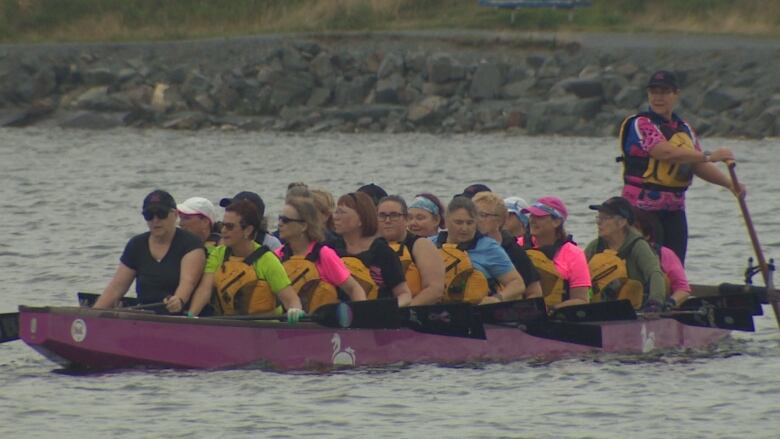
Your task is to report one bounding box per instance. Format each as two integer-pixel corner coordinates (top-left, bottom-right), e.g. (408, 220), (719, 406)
(177, 197), (218, 224)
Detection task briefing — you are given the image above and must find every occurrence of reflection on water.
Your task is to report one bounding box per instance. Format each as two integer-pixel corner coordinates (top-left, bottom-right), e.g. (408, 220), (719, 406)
(0, 128), (778, 438)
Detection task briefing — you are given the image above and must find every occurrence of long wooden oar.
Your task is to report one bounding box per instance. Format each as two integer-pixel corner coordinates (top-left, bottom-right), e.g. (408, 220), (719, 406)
(727, 161), (780, 329)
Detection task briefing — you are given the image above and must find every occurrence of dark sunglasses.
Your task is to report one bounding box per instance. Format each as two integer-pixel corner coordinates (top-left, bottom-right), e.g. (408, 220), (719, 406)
(142, 209), (170, 221)
(221, 221), (243, 231)
(278, 215), (306, 225)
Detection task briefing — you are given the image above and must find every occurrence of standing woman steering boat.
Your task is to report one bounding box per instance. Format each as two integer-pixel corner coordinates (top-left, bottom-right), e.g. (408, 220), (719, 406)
(522, 196), (590, 309)
(433, 196), (526, 305)
(331, 192), (413, 307)
(188, 200), (304, 322)
(377, 195), (445, 306)
(275, 196), (366, 312)
(93, 190), (205, 313)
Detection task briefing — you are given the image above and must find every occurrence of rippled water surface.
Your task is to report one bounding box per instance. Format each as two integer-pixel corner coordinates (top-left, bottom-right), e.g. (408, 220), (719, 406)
(0, 128), (778, 438)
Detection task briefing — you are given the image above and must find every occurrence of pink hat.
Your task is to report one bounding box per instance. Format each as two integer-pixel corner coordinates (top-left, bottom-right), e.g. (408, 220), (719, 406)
(521, 196), (568, 221)
(177, 197), (218, 225)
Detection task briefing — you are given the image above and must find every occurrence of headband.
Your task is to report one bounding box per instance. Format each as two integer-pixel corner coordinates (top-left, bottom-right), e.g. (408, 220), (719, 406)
(409, 196), (439, 216)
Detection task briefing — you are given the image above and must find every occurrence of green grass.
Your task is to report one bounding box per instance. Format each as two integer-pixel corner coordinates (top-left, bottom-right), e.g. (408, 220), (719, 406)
(1, 0), (779, 42)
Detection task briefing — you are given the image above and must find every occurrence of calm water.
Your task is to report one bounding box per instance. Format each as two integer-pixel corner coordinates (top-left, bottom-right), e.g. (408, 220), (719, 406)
(0, 128), (778, 438)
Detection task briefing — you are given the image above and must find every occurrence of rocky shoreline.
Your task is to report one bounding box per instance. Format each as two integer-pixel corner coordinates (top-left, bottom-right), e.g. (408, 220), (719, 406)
(1, 32), (779, 137)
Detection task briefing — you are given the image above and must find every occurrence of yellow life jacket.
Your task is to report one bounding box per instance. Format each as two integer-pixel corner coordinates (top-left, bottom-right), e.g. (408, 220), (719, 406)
(389, 239), (423, 296)
(341, 256), (379, 300)
(280, 243), (339, 313)
(587, 245), (644, 310)
(438, 243), (489, 304)
(525, 248), (567, 307)
(618, 112), (697, 193)
(212, 246), (276, 315)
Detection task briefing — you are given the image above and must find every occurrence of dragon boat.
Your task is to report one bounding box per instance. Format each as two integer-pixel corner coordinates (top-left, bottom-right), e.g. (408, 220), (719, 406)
(13, 284), (767, 372)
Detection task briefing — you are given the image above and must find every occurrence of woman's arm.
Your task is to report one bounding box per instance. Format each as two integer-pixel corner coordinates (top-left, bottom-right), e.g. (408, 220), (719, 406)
(277, 286), (304, 311)
(187, 272), (214, 316)
(93, 263), (136, 309)
(555, 287), (590, 308)
(524, 281), (543, 298)
(481, 268), (525, 304)
(338, 275), (367, 302)
(391, 282), (413, 308)
(410, 238), (444, 306)
(166, 249), (206, 313)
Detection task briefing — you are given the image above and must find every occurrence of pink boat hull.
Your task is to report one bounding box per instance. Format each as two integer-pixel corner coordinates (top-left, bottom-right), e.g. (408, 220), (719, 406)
(19, 306), (730, 371)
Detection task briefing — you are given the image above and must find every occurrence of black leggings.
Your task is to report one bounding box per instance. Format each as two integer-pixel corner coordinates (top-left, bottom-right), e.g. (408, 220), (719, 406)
(648, 209), (688, 265)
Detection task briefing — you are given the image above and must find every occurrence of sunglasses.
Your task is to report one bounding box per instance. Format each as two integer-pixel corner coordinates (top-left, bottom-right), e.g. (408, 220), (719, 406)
(378, 212), (405, 221)
(142, 209), (170, 221)
(221, 221), (245, 232)
(278, 215), (306, 225)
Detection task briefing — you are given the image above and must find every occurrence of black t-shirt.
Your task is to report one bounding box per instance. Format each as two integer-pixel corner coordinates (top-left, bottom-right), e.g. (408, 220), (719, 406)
(501, 231), (541, 286)
(334, 237), (405, 299)
(120, 228), (204, 304)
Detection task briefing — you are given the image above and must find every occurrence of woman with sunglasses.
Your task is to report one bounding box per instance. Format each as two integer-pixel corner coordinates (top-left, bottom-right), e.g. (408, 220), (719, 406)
(275, 196), (366, 312)
(188, 200), (304, 322)
(407, 193), (445, 238)
(377, 195), (445, 306)
(93, 190), (206, 313)
(585, 197), (667, 310)
(522, 196), (591, 309)
(432, 196), (526, 305)
(332, 192), (413, 307)
(176, 196), (220, 248)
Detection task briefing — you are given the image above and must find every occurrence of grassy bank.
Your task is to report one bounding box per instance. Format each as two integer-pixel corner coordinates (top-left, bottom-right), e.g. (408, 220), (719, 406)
(1, 0), (780, 42)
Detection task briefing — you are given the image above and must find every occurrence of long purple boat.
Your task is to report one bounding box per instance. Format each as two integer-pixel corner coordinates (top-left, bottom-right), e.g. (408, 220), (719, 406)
(18, 302), (734, 371)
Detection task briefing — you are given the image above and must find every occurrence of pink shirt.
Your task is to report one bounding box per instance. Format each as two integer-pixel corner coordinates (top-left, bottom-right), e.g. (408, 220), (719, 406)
(275, 242), (351, 286)
(621, 116), (702, 211)
(660, 245), (691, 293)
(553, 242), (592, 289)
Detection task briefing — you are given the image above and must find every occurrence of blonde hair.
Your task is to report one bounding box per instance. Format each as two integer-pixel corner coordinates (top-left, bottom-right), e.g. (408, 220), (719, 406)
(286, 197), (325, 243)
(472, 191), (507, 216)
(310, 189), (335, 231)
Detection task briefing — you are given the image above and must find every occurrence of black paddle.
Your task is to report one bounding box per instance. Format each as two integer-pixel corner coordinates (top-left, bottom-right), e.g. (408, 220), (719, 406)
(214, 299), (487, 340)
(77, 292), (139, 308)
(682, 293), (763, 316)
(0, 312), (19, 344)
(550, 300), (636, 322)
(478, 298), (603, 347)
(639, 306), (755, 332)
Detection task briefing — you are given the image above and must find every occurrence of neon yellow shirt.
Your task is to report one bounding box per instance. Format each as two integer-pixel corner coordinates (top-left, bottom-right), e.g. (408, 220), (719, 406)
(205, 243), (291, 294)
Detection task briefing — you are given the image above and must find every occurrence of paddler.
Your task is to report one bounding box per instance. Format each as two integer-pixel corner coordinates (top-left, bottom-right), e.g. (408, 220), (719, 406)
(93, 190), (205, 313)
(274, 196), (366, 312)
(407, 193), (446, 239)
(187, 200), (304, 322)
(331, 191), (414, 307)
(584, 197), (668, 311)
(377, 195), (445, 306)
(176, 196), (221, 248)
(432, 196), (526, 305)
(618, 70), (745, 265)
(522, 196), (590, 309)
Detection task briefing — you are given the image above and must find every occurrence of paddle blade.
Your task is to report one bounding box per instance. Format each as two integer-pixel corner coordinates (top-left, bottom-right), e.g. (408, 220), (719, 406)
(668, 308), (755, 332)
(551, 300), (636, 323)
(524, 321), (602, 348)
(401, 303), (486, 340)
(312, 299), (401, 329)
(682, 294), (763, 316)
(1, 312), (20, 343)
(479, 298), (547, 325)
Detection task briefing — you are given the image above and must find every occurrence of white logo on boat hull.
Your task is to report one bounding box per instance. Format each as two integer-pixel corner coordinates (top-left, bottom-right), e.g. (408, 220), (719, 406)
(641, 324), (656, 353)
(70, 319), (87, 343)
(331, 333), (356, 366)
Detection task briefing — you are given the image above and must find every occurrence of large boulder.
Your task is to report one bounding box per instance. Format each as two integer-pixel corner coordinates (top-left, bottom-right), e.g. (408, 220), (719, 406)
(407, 95), (448, 123)
(469, 62), (505, 100)
(377, 52), (404, 79)
(553, 77), (603, 99)
(333, 75), (375, 106)
(269, 70), (316, 108)
(700, 87), (747, 112)
(426, 54), (465, 83)
(59, 111), (132, 129)
(375, 73), (405, 104)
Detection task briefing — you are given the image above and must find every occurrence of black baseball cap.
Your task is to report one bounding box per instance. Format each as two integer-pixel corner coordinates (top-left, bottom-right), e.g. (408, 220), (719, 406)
(142, 189), (176, 212)
(459, 183), (491, 199)
(646, 70), (679, 90)
(589, 196), (635, 224)
(357, 183), (387, 206)
(220, 191), (265, 217)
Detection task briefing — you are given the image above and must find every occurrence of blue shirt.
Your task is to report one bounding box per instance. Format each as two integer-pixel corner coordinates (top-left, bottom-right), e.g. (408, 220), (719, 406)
(432, 234), (514, 280)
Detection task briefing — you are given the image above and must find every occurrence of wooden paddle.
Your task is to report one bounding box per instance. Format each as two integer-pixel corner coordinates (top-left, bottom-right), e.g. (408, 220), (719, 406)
(727, 161), (780, 329)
